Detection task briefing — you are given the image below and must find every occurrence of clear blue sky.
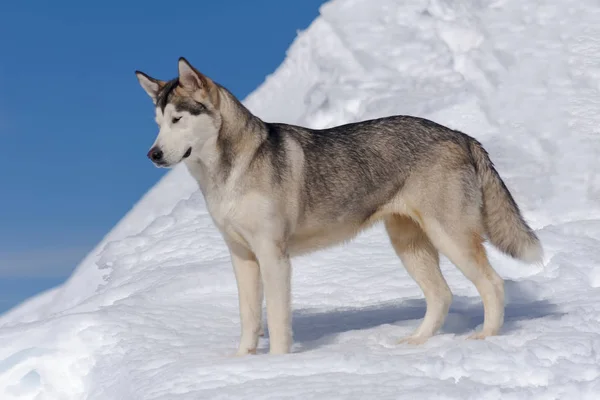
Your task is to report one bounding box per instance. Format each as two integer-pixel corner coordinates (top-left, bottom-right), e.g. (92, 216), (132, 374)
(0, 0), (325, 313)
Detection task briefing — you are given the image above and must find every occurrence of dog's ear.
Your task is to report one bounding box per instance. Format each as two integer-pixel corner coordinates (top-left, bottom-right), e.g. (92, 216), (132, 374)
(135, 71), (164, 103)
(178, 57), (210, 92)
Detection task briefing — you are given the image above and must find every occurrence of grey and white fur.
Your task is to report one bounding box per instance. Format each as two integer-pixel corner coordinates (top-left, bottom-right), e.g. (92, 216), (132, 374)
(135, 57), (543, 355)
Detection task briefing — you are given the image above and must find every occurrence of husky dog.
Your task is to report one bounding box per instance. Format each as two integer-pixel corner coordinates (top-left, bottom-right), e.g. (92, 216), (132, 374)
(135, 57), (543, 355)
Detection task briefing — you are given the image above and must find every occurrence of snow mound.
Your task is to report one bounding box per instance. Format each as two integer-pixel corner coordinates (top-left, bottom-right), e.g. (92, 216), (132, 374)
(3, 0), (600, 398)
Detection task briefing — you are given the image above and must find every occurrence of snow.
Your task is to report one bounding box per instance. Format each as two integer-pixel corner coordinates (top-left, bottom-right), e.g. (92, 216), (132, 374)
(3, 0), (600, 398)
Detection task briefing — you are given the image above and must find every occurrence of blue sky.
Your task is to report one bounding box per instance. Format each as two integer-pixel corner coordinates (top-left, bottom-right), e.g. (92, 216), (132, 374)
(0, 0), (326, 313)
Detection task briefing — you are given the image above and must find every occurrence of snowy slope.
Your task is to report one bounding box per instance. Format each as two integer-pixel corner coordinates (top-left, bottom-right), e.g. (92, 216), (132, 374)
(0, 165), (198, 326)
(3, 0), (600, 398)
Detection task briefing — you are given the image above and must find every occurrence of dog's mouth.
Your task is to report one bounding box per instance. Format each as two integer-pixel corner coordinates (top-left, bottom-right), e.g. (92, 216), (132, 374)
(182, 147), (192, 160)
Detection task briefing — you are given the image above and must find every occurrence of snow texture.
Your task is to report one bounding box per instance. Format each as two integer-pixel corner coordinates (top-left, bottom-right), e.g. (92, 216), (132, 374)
(3, 0), (600, 398)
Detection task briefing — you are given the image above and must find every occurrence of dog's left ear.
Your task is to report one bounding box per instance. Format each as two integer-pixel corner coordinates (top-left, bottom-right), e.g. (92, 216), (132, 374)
(135, 71), (165, 103)
(178, 57), (210, 92)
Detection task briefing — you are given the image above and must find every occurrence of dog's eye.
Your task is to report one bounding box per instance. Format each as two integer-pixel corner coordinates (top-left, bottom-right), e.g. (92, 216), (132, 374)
(172, 117), (182, 124)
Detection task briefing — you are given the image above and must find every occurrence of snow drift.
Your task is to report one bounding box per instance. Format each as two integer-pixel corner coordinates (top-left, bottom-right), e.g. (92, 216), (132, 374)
(3, 0), (600, 398)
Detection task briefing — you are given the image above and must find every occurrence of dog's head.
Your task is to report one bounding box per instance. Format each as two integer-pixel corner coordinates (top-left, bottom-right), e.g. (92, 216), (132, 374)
(135, 57), (221, 167)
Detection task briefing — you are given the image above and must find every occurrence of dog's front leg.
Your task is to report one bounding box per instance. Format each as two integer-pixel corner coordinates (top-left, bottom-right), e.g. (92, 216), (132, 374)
(255, 241), (292, 355)
(228, 241), (263, 356)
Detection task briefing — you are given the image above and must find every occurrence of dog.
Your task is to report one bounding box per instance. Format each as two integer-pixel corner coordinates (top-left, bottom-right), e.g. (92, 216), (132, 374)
(134, 57), (543, 355)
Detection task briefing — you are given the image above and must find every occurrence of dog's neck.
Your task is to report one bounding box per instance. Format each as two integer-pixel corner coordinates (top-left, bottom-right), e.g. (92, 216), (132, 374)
(185, 85), (264, 194)
(218, 86), (258, 140)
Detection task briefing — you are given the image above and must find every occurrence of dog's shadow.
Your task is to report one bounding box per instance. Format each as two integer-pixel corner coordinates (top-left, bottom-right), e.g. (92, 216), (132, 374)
(267, 280), (561, 352)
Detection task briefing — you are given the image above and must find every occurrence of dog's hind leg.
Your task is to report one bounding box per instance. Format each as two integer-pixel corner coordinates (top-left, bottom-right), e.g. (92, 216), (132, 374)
(424, 218), (505, 340)
(385, 214), (453, 345)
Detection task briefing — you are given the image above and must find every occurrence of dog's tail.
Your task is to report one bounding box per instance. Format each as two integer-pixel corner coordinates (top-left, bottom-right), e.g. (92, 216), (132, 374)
(469, 140), (543, 264)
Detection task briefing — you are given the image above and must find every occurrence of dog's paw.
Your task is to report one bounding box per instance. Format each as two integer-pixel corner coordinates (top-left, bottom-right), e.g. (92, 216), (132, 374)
(398, 334), (430, 345)
(466, 330), (496, 340)
(235, 347), (257, 356)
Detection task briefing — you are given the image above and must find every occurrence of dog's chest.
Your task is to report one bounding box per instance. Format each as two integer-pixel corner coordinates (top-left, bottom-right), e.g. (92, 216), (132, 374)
(186, 162), (241, 229)
(203, 188), (264, 246)
(204, 190), (238, 230)
(186, 159), (274, 247)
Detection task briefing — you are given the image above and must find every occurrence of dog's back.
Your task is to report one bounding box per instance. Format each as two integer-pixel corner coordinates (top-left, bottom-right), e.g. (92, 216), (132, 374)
(283, 116), (474, 222)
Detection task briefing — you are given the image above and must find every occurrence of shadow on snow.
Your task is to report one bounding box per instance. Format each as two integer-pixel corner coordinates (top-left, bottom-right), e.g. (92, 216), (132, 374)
(268, 279), (562, 352)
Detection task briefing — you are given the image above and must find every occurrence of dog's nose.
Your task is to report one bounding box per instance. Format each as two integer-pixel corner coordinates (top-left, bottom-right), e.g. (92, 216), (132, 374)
(147, 147), (163, 162)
